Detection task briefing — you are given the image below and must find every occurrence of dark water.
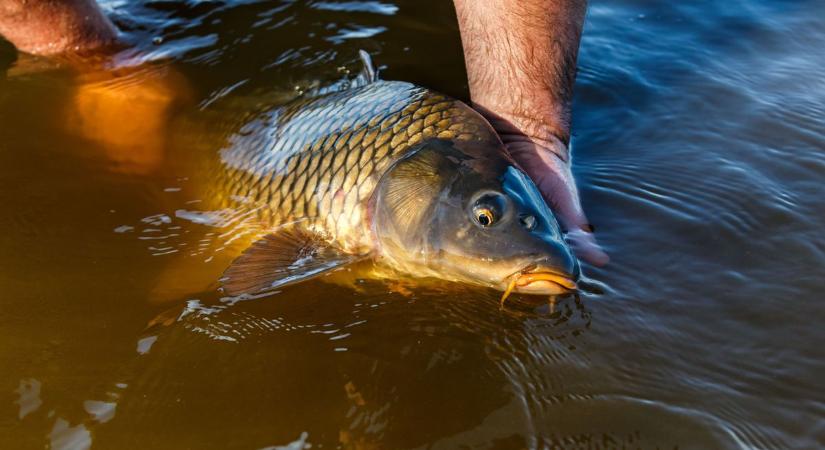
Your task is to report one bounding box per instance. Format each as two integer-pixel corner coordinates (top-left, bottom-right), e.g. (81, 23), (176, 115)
(1, 1), (823, 448)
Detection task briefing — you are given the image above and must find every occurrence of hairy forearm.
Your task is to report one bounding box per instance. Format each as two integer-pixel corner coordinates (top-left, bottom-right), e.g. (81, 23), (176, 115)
(0, 0), (117, 55)
(453, 0), (586, 148)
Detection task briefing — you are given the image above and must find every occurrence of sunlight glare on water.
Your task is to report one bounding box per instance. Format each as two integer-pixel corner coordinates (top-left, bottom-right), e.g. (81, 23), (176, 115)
(1, 0), (823, 449)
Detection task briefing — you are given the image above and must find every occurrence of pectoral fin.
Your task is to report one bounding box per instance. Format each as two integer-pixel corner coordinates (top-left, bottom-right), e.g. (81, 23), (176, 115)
(220, 227), (358, 296)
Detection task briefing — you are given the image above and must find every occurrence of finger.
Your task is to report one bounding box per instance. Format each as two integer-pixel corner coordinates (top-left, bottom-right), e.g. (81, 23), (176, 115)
(533, 172), (609, 266)
(506, 142), (609, 266)
(566, 229), (610, 267)
(514, 143), (586, 228)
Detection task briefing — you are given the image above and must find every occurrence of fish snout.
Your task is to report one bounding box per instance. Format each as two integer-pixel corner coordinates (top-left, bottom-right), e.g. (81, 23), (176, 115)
(533, 240), (580, 280)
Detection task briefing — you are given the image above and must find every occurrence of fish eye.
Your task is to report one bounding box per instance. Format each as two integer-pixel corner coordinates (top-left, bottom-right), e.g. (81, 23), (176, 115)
(470, 192), (508, 228)
(475, 207), (495, 227)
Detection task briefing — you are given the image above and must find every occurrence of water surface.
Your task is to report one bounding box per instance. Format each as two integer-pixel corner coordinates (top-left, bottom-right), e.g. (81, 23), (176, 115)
(1, 1), (823, 448)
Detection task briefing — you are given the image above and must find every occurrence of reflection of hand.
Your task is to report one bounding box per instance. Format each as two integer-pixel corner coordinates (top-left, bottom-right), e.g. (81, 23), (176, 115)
(67, 63), (191, 175)
(0, 0), (192, 174)
(486, 113), (609, 266)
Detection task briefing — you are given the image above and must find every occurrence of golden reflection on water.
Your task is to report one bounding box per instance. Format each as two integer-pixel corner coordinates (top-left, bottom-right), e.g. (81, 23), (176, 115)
(0, 65), (596, 449)
(67, 64), (191, 175)
(0, 67), (605, 446)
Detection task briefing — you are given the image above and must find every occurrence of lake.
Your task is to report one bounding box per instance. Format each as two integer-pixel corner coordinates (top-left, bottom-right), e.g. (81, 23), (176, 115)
(1, 0), (823, 448)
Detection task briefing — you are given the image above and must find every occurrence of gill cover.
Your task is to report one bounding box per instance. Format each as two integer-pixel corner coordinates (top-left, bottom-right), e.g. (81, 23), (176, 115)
(372, 140), (461, 253)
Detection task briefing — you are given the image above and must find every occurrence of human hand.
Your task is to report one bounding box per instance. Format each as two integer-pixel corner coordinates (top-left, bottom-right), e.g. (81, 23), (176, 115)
(484, 113), (609, 266)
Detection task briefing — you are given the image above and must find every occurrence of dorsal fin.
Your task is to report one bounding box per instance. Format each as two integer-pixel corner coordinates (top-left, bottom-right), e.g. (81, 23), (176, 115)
(302, 50), (380, 97)
(350, 50), (379, 88)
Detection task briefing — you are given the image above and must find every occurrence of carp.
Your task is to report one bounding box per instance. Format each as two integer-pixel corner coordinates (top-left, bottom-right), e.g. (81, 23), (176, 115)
(216, 52), (579, 301)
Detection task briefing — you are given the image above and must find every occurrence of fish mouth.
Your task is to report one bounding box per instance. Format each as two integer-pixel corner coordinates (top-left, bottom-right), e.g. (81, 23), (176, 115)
(499, 266), (577, 306)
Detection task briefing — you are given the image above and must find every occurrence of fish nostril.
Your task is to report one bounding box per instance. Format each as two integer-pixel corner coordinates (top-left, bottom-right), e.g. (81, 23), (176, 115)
(520, 214), (537, 231)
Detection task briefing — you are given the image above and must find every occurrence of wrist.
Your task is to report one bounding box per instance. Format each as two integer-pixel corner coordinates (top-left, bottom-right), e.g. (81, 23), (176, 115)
(466, 75), (572, 141)
(471, 103), (571, 162)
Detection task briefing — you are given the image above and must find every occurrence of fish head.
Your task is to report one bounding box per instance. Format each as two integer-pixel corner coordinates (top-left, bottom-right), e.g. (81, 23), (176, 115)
(372, 138), (579, 295)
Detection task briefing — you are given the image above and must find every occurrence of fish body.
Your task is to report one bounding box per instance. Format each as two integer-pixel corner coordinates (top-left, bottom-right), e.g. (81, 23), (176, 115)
(218, 80), (495, 254)
(217, 54), (579, 298)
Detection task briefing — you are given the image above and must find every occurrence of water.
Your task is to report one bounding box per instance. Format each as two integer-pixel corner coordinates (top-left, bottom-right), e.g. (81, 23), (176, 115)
(1, 0), (823, 448)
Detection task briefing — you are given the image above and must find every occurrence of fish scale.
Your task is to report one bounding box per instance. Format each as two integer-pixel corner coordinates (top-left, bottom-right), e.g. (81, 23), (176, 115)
(217, 80), (498, 253)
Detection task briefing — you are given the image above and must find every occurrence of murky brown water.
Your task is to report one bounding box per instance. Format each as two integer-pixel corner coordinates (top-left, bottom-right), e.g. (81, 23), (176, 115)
(2, 1), (824, 449)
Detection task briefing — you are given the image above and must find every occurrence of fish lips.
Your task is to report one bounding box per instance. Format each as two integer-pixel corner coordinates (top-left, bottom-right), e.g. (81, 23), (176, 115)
(511, 268), (578, 295)
(498, 263), (578, 306)
(505, 250), (581, 296)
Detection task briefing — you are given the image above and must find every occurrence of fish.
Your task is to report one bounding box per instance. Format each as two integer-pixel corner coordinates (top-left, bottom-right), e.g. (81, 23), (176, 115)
(216, 51), (580, 301)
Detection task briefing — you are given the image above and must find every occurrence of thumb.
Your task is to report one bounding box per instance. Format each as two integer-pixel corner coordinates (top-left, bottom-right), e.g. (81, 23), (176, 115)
(536, 170), (609, 267)
(566, 229), (609, 267)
